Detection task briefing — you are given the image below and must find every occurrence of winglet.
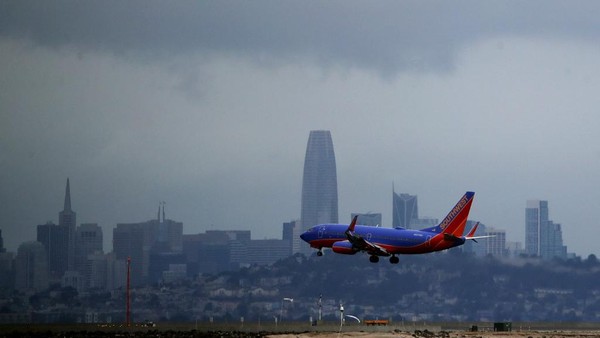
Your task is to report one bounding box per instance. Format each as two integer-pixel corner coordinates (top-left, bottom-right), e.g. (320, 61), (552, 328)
(348, 215), (358, 232)
(465, 222), (480, 243)
(466, 222), (479, 238)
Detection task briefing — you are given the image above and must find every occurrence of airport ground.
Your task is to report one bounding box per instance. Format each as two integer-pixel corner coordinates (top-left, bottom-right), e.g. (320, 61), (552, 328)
(3, 322), (600, 338)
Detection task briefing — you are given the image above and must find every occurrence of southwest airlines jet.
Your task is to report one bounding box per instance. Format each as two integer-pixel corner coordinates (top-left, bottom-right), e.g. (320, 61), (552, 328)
(300, 191), (490, 264)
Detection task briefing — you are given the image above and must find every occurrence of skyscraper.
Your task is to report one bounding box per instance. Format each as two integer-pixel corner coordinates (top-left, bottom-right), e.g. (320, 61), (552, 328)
(351, 213), (382, 227)
(392, 191), (418, 229)
(74, 223), (103, 288)
(283, 220), (302, 254)
(59, 178), (77, 270)
(14, 241), (48, 292)
(485, 227), (507, 257)
(0, 229), (4, 253)
(37, 221), (69, 279)
(525, 200), (548, 257)
(113, 204), (182, 286)
(525, 200), (567, 260)
(300, 130), (338, 255)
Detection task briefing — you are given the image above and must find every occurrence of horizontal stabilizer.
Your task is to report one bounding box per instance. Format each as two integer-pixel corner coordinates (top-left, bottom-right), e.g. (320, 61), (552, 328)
(462, 221), (493, 242)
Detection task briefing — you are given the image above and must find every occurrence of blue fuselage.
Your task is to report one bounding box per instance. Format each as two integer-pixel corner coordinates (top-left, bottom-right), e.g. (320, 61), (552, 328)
(300, 224), (465, 255)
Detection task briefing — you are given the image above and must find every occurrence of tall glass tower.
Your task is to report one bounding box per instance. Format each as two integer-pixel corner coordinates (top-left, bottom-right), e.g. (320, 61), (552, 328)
(525, 200), (548, 257)
(300, 130), (338, 251)
(525, 200), (567, 259)
(392, 191), (419, 229)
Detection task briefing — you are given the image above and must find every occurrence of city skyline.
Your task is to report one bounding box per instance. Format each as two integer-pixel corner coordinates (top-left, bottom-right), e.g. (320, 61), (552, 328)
(4, 2), (600, 256)
(0, 176), (573, 260)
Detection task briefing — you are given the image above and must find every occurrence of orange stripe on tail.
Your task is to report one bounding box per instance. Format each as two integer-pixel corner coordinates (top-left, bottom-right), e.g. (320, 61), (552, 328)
(439, 191), (474, 237)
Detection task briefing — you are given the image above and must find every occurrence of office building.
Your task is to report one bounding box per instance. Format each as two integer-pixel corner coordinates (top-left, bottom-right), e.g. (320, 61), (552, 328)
(113, 204), (182, 286)
(485, 227), (507, 257)
(283, 220), (301, 254)
(0, 230), (13, 289)
(0, 251), (13, 289)
(393, 191), (418, 229)
(86, 251), (107, 290)
(244, 239), (291, 265)
(74, 223), (103, 288)
(462, 221), (487, 257)
(351, 213), (382, 227)
(106, 252), (126, 290)
(183, 230), (250, 275)
(525, 200), (567, 260)
(36, 221), (69, 280)
(0, 229), (4, 253)
(14, 241), (48, 292)
(410, 217), (438, 230)
(300, 130), (338, 254)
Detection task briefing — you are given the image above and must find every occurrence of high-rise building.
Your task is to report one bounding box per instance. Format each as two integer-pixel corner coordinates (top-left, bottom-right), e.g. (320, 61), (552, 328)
(392, 191), (418, 229)
(59, 179), (77, 270)
(14, 241), (48, 292)
(351, 213), (382, 227)
(0, 250), (13, 290)
(113, 204), (182, 286)
(283, 220), (300, 254)
(300, 130), (338, 254)
(0, 231), (13, 289)
(485, 227), (507, 257)
(0, 229), (5, 253)
(74, 223), (103, 288)
(182, 230), (250, 275)
(36, 221), (69, 280)
(525, 200), (547, 257)
(86, 251), (107, 290)
(525, 200), (567, 260)
(462, 221), (487, 256)
(244, 239), (291, 265)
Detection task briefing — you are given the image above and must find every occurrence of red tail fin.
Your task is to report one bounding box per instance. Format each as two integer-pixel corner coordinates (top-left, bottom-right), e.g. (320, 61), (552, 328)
(423, 192), (474, 236)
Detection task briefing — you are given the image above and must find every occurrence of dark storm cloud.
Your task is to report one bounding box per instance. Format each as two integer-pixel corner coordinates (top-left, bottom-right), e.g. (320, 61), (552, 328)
(3, 1), (600, 74)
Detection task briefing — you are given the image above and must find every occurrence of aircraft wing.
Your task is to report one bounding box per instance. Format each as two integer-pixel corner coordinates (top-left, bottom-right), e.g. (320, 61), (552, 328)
(348, 235), (391, 256)
(345, 216), (391, 256)
(362, 240), (391, 256)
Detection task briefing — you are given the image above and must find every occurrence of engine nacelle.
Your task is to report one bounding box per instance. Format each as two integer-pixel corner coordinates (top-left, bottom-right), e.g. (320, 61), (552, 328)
(331, 241), (358, 255)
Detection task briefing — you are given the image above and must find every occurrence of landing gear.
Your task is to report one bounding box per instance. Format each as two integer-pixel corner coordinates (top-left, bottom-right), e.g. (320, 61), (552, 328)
(369, 255), (379, 263)
(316, 249), (323, 256)
(389, 255), (399, 264)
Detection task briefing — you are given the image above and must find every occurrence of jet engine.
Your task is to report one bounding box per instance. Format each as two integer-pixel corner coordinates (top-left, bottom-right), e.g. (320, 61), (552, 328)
(331, 241), (358, 255)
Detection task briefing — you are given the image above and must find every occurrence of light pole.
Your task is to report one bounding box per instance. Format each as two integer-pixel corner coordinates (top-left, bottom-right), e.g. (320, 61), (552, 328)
(339, 303), (344, 332)
(279, 297), (293, 323)
(318, 294), (322, 321)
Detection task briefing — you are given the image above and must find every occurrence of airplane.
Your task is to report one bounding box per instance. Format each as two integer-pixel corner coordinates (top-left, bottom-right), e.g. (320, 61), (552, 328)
(299, 191), (491, 264)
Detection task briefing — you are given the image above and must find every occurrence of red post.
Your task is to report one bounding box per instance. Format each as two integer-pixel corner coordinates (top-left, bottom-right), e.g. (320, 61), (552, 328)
(126, 256), (131, 327)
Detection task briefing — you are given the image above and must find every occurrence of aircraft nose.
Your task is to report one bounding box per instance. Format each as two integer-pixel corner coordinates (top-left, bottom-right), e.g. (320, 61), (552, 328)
(300, 232), (309, 242)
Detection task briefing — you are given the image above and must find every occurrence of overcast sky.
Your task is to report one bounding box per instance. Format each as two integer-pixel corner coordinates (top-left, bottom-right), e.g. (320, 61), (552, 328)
(2, 1), (600, 257)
